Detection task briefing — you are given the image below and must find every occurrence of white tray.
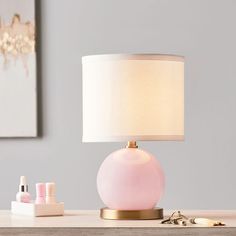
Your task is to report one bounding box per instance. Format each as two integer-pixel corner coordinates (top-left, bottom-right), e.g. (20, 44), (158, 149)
(11, 201), (64, 217)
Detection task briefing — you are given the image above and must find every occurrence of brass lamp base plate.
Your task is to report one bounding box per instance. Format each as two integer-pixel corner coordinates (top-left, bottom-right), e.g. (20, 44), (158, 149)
(100, 207), (163, 220)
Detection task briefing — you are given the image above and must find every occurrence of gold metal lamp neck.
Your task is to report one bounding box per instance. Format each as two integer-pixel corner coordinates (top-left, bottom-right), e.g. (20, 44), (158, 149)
(126, 141), (138, 148)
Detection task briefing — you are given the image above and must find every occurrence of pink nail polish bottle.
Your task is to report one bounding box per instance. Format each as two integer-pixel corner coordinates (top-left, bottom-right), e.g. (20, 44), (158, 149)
(35, 183), (46, 204)
(46, 182), (56, 204)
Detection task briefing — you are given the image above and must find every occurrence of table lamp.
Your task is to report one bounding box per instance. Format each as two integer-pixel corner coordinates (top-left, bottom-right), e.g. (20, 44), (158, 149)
(82, 54), (184, 220)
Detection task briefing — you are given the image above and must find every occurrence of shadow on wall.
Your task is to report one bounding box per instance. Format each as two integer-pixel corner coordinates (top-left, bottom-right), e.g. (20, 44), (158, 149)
(35, 0), (43, 137)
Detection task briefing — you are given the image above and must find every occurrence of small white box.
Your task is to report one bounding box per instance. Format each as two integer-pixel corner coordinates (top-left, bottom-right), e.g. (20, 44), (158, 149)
(11, 201), (64, 217)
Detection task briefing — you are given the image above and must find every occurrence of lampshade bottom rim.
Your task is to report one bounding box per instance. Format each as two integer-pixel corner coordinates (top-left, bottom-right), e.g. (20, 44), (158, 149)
(83, 135), (184, 142)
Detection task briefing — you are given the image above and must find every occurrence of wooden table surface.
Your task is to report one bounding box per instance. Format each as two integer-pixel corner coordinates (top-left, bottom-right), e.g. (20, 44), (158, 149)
(0, 210), (235, 236)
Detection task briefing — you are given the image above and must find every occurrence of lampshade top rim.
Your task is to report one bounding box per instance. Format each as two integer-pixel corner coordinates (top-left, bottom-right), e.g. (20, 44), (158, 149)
(82, 54), (184, 62)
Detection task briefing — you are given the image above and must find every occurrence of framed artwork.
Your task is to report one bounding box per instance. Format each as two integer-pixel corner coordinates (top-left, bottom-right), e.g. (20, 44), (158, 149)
(0, 0), (37, 137)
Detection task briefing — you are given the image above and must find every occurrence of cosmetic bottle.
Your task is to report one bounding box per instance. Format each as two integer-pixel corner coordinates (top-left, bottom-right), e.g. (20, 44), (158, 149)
(35, 183), (46, 204)
(16, 176), (31, 203)
(46, 182), (56, 204)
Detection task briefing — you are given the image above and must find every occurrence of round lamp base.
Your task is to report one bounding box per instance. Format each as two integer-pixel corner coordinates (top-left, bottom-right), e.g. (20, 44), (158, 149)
(97, 148), (165, 211)
(100, 207), (163, 220)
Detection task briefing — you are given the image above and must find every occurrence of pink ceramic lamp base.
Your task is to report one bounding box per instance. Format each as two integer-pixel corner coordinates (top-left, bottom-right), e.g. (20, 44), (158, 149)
(97, 147), (165, 217)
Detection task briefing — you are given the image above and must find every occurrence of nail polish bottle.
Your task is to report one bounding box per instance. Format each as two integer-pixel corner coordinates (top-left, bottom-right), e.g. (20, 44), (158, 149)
(46, 182), (56, 204)
(35, 183), (46, 204)
(16, 176), (31, 203)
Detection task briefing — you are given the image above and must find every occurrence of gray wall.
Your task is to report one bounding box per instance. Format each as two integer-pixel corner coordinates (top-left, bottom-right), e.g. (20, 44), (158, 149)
(0, 0), (236, 210)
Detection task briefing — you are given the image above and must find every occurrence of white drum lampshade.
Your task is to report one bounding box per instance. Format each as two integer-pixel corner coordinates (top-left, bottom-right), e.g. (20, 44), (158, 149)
(82, 54), (184, 220)
(82, 54), (184, 142)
